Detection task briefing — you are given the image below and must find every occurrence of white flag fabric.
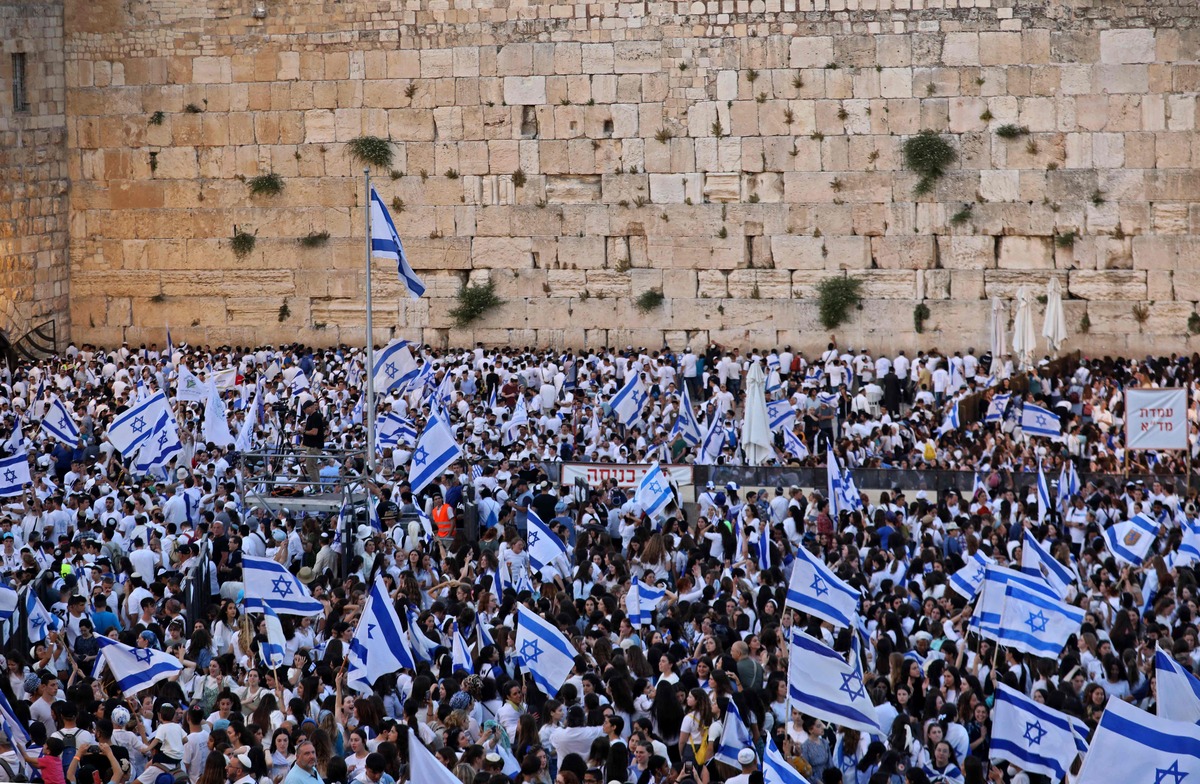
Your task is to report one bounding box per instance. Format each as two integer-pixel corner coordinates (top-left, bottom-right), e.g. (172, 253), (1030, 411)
(635, 463), (674, 521)
(1036, 460), (1052, 524)
(504, 395), (529, 446)
(25, 590), (59, 642)
(370, 187), (426, 299)
(202, 383), (235, 447)
(782, 428), (809, 461)
(609, 374), (648, 427)
(0, 687), (29, 747)
(996, 584), (1084, 658)
(347, 574), (416, 693)
(261, 605), (287, 669)
(628, 576), (665, 627)
(132, 411), (181, 478)
(766, 398), (796, 432)
(376, 412), (416, 450)
(696, 414), (724, 465)
(763, 735), (806, 784)
(1103, 512), (1159, 567)
(670, 384), (703, 446)
(527, 510), (568, 577)
(714, 698), (754, 768)
(1020, 530), (1074, 599)
(948, 551), (994, 601)
(1155, 645), (1200, 724)
(234, 391), (259, 453)
(106, 391), (170, 454)
(1021, 403), (1062, 439)
(515, 605), (577, 696)
(785, 543), (860, 629)
(0, 451), (31, 498)
(373, 339), (419, 394)
(826, 445), (845, 520)
(242, 555), (324, 616)
(1076, 697), (1200, 784)
(407, 728), (463, 784)
(990, 682), (1086, 781)
(970, 565), (1057, 639)
(175, 365), (208, 402)
(0, 584), (16, 622)
(452, 622), (473, 674)
(786, 631), (882, 735)
(96, 636), (182, 697)
(408, 408), (462, 495)
(39, 397), (80, 446)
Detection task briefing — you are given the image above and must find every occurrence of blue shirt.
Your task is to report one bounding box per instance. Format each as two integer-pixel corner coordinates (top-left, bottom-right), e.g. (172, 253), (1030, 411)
(283, 764), (323, 784)
(91, 610), (121, 634)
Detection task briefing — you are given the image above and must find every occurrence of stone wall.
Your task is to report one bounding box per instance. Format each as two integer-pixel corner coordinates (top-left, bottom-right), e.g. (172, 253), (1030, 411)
(60, 0), (1200, 353)
(0, 0), (69, 345)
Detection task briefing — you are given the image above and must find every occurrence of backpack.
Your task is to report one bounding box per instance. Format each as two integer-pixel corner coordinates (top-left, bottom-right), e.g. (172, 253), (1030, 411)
(688, 725), (712, 766)
(54, 728), (80, 774)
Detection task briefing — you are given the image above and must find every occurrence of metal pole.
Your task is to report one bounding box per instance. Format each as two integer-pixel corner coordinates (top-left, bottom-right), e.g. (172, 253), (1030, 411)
(365, 169), (376, 476)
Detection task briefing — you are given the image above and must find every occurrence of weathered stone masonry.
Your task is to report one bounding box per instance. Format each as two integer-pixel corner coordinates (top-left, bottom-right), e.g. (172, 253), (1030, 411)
(8, 0), (1200, 353)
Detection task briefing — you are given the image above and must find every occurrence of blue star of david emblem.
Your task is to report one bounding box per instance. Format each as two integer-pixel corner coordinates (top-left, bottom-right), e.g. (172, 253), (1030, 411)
(810, 574), (829, 597)
(1156, 761), (1187, 784)
(134, 647), (154, 665)
(366, 623), (376, 640)
(1035, 415), (1047, 426)
(157, 432), (169, 448)
(528, 530), (540, 547)
(385, 362), (398, 379)
(1023, 720), (1047, 745)
(58, 416), (70, 431)
(520, 638), (543, 663)
(1, 469), (15, 485)
(969, 569), (984, 585)
(270, 575), (294, 599)
(839, 671), (865, 701)
(1025, 610), (1048, 634)
(131, 416), (146, 433)
(647, 480), (663, 495)
(30, 614), (45, 633)
(412, 447), (429, 466)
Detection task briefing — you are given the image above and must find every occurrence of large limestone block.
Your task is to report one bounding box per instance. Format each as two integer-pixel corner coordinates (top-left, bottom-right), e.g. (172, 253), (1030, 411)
(1068, 270), (1148, 301)
(697, 270), (728, 299)
(503, 76), (546, 106)
(1101, 29), (1156, 64)
(872, 236), (936, 270)
(938, 236), (996, 270)
(704, 173), (741, 203)
(613, 41), (661, 74)
(770, 235), (825, 270)
(942, 33), (979, 67)
(997, 236), (1054, 269)
(545, 175), (601, 203)
(727, 270), (792, 299)
(859, 271), (918, 300)
(983, 270), (1068, 299)
(790, 37), (833, 69)
(472, 237), (533, 269)
(584, 269), (632, 299)
(662, 269), (698, 299)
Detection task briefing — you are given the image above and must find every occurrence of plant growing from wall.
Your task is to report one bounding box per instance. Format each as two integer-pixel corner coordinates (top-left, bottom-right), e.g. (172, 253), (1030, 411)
(635, 289), (665, 313)
(903, 130), (956, 196)
(278, 302), (291, 322)
(816, 276), (863, 330)
(148, 111), (165, 125)
(1132, 302), (1150, 330)
(512, 169), (526, 188)
(230, 227), (256, 259)
(1055, 231), (1077, 248)
(1189, 312), (1200, 335)
(450, 282), (501, 327)
(913, 302), (931, 333)
(995, 124), (1028, 139)
(1080, 312), (1092, 334)
(248, 172), (284, 197)
(346, 136), (394, 169)
(299, 231), (330, 248)
(950, 204), (973, 226)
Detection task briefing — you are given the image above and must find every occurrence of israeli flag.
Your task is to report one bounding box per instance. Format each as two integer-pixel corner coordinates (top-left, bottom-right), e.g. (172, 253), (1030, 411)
(1102, 512), (1159, 567)
(1075, 696), (1200, 784)
(670, 384), (703, 446)
(95, 636), (182, 697)
(452, 621), (474, 674)
(714, 698), (754, 768)
(367, 496), (382, 533)
(406, 606), (439, 664)
(0, 451), (31, 499)
(408, 408), (462, 495)
(972, 471), (987, 502)
(1021, 530), (1075, 599)
(132, 411), (181, 477)
(25, 589), (59, 642)
(515, 605), (578, 696)
(1021, 403), (1062, 439)
(369, 187), (426, 299)
(0, 584), (17, 622)
(377, 412), (417, 450)
(609, 374), (648, 427)
(756, 524), (772, 571)
(261, 604), (288, 669)
(234, 387), (259, 452)
(0, 687), (30, 747)
(1155, 645), (1200, 724)
(1036, 460), (1053, 524)
(826, 445), (845, 520)
(763, 735), (806, 784)
(475, 613), (495, 650)
(3, 410), (24, 453)
(628, 576), (665, 627)
(407, 728), (464, 784)
(782, 428), (809, 460)
(635, 463), (674, 521)
(817, 391), (839, 407)
(106, 391), (170, 455)
(242, 555), (324, 616)
(985, 393), (1011, 423)
(937, 399), (960, 435)
(970, 565), (1057, 638)
(841, 465), (863, 512)
(946, 551), (992, 601)
(696, 414), (724, 465)
(1172, 521), (1200, 570)
(785, 543), (860, 629)
(504, 394), (529, 446)
(786, 631), (882, 735)
(527, 510), (568, 576)
(990, 682), (1087, 781)
(373, 339), (420, 394)
(486, 385), (498, 409)
(347, 574), (416, 693)
(767, 399), (796, 432)
(1058, 460), (1079, 510)
(40, 397), (80, 446)
(997, 584), (1085, 658)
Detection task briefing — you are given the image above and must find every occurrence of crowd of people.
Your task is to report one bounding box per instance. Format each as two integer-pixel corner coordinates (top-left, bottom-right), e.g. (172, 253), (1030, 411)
(0, 337), (1196, 784)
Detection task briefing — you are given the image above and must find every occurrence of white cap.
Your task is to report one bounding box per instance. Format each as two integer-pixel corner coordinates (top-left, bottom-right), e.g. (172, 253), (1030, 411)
(737, 749), (757, 765)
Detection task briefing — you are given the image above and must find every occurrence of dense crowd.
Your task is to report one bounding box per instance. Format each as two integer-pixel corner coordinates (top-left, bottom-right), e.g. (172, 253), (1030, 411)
(0, 338), (1196, 784)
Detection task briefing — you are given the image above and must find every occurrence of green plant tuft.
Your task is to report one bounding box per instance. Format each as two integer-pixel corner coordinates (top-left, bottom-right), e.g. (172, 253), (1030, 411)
(717, 226), (728, 239)
(634, 289), (665, 313)
(1055, 231), (1077, 248)
(150, 293), (166, 304)
(1091, 189), (1106, 206)
(903, 129), (956, 196)
(995, 124), (1028, 139)
(913, 302), (931, 334)
(346, 136), (394, 168)
(655, 127), (674, 143)
(391, 197), (405, 213)
(247, 172), (284, 197)
(450, 282), (501, 327)
(950, 204), (973, 226)
(711, 119), (725, 138)
(184, 103), (203, 114)
(444, 169), (459, 179)
(980, 109), (994, 122)
(1189, 312), (1200, 335)
(148, 111), (165, 125)
(512, 168), (526, 188)
(1132, 303), (1149, 328)
(299, 231), (330, 248)
(816, 276), (864, 330)
(278, 302), (290, 322)
(230, 228), (256, 259)
(1080, 312), (1092, 334)
(747, 69), (759, 83)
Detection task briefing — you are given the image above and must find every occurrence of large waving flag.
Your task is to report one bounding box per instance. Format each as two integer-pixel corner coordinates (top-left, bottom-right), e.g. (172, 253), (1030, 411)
(260, 605), (288, 669)
(40, 397), (80, 445)
(1021, 403), (1062, 439)
(407, 728), (463, 784)
(25, 590), (60, 642)
(376, 412), (417, 450)
(763, 735), (806, 784)
(0, 584), (17, 622)
(1156, 645), (1200, 723)
(990, 682), (1087, 781)
(696, 414), (724, 465)
(503, 394), (529, 445)
(243, 555), (324, 616)
(408, 408), (462, 495)
(373, 340), (419, 394)
(203, 383), (235, 447)
(948, 551), (994, 601)
(635, 463), (674, 521)
(786, 631), (882, 735)
(1103, 512), (1159, 566)
(174, 365), (208, 402)
(452, 621), (473, 675)
(997, 584), (1085, 658)
(1058, 460), (1079, 511)
(527, 510), (568, 576)
(133, 411), (181, 478)
(1076, 697), (1200, 784)
(1021, 530), (1075, 599)
(406, 606), (439, 665)
(234, 385), (260, 453)
(1172, 520), (1200, 571)
(515, 605), (578, 696)
(609, 373), (648, 427)
(95, 636), (182, 697)
(0, 687), (29, 748)
(766, 399), (796, 433)
(714, 698), (754, 768)
(0, 451), (31, 498)
(1036, 460), (1052, 524)
(670, 384), (703, 446)
(370, 187), (426, 299)
(970, 565), (1057, 639)
(937, 399), (960, 436)
(628, 576), (665, 627)
(826, 445), (845, 521)
(782, 428), (809, 460)
(106, 391), (170, 454)
(785, 543), (860, 629)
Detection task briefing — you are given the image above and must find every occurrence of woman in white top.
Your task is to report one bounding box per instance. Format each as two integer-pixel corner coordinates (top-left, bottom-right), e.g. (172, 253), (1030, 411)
(343, 728), (370, 779)
(677, 688), (716, 761)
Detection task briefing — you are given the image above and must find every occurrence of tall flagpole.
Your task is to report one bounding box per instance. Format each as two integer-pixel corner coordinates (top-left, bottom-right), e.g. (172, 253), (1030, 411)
(364, 169), (376, 475)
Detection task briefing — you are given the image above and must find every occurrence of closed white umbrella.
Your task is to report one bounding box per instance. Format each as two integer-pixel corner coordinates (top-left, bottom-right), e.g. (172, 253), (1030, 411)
(1012, 286), (1036, 371)
(1042, 276), (1068, 356)
(990, 296), (1007, 363)
(740, 361), (774, 466)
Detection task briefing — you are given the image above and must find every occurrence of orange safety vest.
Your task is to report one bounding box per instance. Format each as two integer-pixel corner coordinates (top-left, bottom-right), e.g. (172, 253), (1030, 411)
(432, 503), (454, 538)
